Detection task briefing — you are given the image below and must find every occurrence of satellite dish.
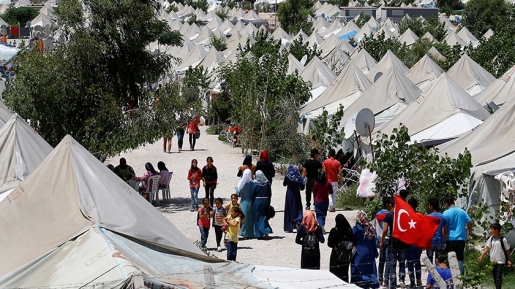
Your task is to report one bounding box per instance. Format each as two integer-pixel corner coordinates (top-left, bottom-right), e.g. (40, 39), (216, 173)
(300, 54), (308, 65)
(355, 108), (375, 137)
(355, 108), (376, 163)
(373, 72), (383, 82)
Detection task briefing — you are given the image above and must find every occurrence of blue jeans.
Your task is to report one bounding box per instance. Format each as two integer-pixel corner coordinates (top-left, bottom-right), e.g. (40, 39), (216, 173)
(379, 242), (388, 284)
(427, 243), (446, 264)
(314, 201), (329, 227)
(227, 241), (238, 261)
(190, 187), (199, 208)
(387, 247), (406, 287)
(406, 245), (422, 284)
(199, 226), (209, 247)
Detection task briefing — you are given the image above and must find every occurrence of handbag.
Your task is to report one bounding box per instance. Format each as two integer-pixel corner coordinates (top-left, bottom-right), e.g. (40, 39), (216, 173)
(336, 227), (354, 262)
(195, 128), (200, 139)
(267, 205), (275, 219)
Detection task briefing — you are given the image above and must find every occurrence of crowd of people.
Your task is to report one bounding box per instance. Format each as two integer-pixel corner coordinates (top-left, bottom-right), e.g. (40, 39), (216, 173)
(108, 142), (511, 289)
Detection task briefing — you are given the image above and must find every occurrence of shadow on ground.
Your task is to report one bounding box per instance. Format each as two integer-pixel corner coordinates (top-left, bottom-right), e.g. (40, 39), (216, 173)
(157, 197), (193, 213)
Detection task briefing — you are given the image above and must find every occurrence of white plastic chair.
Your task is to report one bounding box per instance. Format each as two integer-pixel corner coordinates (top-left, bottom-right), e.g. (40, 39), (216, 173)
(145, 175), (161, 206)
(159, 171), (172, 203)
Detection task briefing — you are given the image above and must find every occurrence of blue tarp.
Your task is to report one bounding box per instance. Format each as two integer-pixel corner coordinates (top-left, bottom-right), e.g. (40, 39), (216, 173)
(338, 30), (357, 40)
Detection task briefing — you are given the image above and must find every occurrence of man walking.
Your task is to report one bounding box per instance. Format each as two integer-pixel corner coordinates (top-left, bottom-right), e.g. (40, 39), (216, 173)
(302, 149), (322, 210)
(443, 196), (473, 276)
(323, 149), (342, 212)
(376, 197), (393, 287)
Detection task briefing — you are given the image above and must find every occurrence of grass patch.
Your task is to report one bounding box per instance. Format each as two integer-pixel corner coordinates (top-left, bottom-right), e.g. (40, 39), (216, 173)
(463, 242), (515, 288)
(335, 183), (367, 211)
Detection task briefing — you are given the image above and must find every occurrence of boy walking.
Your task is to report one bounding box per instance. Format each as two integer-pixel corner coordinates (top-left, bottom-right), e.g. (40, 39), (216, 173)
(478, 223), (512, 289)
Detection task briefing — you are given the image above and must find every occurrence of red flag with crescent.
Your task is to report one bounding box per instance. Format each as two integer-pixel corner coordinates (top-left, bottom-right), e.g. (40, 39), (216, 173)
(393, 196), (440, 250)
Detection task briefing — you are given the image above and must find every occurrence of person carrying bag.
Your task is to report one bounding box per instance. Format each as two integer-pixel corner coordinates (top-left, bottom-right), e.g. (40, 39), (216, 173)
(328, 214), (354, 283)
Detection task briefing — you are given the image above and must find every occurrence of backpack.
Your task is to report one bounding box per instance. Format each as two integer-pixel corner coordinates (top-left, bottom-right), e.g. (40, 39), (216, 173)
(303, 232), (320, 257)
(489, 236), (510, 266)
(335, 227), (354, 262)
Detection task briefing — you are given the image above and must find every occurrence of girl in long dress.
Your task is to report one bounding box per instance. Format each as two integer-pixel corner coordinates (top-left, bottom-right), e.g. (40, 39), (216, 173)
(283, 164), (305, 232)
(237, 169), (255, 238)
(351, 210), (379, 289)
(252, 170), (273, 238)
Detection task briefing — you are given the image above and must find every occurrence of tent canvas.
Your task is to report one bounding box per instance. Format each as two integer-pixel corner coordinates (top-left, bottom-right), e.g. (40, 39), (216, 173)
(351, 48), (377, 75)
(366, 50), (409, 82)
(405, 54), (444, 91)
(475, 65), (515, 106)
(300, 56), (336, 89)
(0, 114), (52, 196)
(447, 54), (495, 96)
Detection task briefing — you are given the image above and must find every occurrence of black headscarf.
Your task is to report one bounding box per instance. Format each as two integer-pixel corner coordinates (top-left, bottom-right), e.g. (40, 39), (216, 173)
(243, 155), (252, 166)
(316, 170), (327, 185)
(335, 214), (351, 231)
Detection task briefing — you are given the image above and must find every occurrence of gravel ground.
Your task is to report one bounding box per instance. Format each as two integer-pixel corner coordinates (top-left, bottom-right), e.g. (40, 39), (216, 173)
(106, 125), (430, 287)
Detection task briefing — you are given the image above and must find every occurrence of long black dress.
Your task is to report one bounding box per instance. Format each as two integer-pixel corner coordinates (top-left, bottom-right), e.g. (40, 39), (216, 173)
(327, 226), (354, 283)
(256, 160), (275, 184)
(295, 225), (325, 269)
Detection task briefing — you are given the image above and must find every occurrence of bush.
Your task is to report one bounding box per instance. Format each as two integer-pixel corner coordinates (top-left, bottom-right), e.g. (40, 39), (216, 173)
(335, 183), (367, 211)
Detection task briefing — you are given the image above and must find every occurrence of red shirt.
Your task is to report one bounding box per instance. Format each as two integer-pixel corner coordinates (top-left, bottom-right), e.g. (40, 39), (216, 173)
(198, 206), (211, 228)
(313, 181), (333, 203)
(323, 158), (341, 182)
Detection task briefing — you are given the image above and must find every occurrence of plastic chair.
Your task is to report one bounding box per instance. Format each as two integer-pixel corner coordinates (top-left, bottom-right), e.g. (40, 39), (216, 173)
(159, 171), (172, 203)
(145, 175), (161, 206)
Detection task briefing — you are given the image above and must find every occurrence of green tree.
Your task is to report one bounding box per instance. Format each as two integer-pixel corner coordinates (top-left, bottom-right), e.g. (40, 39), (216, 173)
(421, 16), (447, 42)
(363, 125), (472, 216)
(462, 0), (510, 36)
(4, 0), (183, 159)
(398, 16), (424, 36)
(309, 105), (345, 158)
(218, 31), (311, 158)
(288, 36), (321, 64)
(1, 7), (39, 27)
(209, 34), (227, 51)
(277, 0), (315, 34)
(467, 20), (515, 78)
(327, 0), (349, 7)
(354, 12), (371, 28)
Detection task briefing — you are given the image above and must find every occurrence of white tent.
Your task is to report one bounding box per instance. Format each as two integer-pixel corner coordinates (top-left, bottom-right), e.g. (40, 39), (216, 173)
(398, 28), (419, 46)
(428, 46), (446, 62)
(176, 45), (208, 73)
(444, 30), (466, 47)
(405, 54), (444, 91)
(194, 25), (214, 44)
(447, 54), (495, 96)
(300, 56), (336, 89)
(475, 65), (515, 107)
(197, 47), (226, 74)
(0, 99), (12, 127)
(351, 48), (377, 74)
(287, 53), (305, 75)
(318, 34), (341, 58)
(0, 135), (353, 288)
(340, 67), (422, 128)
(457, 27), (479, 47)
(483, 29), (494, 40)
(376, 73), (490, 143)
(374, 25), (396, 40)
(322, 48), (351, 75)
(305, 32), (324, 48)
(421, 31), (435, 42)
(366, 50), (409, 82)
(300, 61), (372, 122)
(0, 114), (52, 198)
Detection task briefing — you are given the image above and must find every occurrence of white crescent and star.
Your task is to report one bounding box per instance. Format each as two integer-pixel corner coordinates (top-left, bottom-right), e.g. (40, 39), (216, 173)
(397, 209), (417, 232)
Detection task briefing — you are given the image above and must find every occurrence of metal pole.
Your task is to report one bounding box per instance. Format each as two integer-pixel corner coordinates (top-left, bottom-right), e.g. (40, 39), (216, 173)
(368, 125), (375, 164)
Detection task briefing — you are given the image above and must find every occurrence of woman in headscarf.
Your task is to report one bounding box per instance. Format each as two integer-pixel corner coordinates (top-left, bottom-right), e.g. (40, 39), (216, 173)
(237, 169), (255, 238)
(237, 155), (256, 178)
(295, 210), (325, 269)
(328, 214), (354, 282)
(284, 164), (305, 232)
(256, 150), (275, 184)
(251, 170), (273, 238)
(351, 210), (379, 289)
(134, 162), (159, 195)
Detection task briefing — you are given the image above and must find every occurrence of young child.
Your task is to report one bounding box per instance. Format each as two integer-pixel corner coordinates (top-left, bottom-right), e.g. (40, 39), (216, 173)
(224, 206), (243, 261)
(225, 193), (239, 217)
(198, 198), (213, 248)
(213, 197), (226, 252)
(478, 223), (512, 289)
(187, 159), (202, 212)
(426, 251), (453, 289)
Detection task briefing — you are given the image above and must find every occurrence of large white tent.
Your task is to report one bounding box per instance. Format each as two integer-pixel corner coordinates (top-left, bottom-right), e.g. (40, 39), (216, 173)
(405, 54), (444, 91)
(0, 114), (52, 198)
(447, 54), (495, 96)
(475, 65), (515, 106)
(0, 135), (352, 288)
(366, 50), (409, 82)
(376, 73), (490, 143)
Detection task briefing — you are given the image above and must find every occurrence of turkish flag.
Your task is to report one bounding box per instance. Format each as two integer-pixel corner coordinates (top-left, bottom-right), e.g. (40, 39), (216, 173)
(392, 196), (440, 250)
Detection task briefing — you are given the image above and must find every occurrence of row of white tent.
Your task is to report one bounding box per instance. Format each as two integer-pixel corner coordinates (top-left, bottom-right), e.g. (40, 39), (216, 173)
(0, 104), (354, 286)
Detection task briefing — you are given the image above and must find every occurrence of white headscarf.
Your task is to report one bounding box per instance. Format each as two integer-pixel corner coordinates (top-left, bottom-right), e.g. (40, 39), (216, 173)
(238, 169), (253, 192)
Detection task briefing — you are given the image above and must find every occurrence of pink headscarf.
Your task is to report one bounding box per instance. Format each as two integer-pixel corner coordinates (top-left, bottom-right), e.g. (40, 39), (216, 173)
(302, 210), (319, 234)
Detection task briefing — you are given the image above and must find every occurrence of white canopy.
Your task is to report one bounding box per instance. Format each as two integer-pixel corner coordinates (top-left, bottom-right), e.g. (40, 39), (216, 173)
(287, 53), (305, 75)
(300, 56), (336, 89)
(398, 28), (419, 46)
(351, 48), (377, 75)
(367, 50), (409, 82)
